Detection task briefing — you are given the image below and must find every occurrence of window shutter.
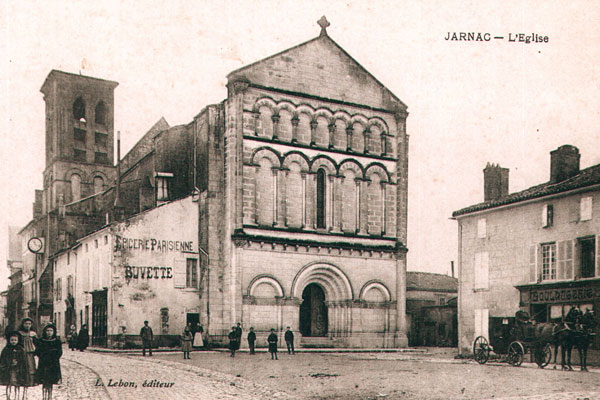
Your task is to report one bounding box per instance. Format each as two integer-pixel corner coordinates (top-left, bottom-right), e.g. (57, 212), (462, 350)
(537, 245), (543, 282)
(173, 259), (186, 288)
(529, 245), (537, 283)
(477, 218), (486, 238)
(565, 240), (573, 280)
(542, 205), (548, 227)
(557, 241), (566, 280)
(580, 197), (592, 221)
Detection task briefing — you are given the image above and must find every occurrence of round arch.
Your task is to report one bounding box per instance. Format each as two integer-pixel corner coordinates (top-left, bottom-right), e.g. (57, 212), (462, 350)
(247, 275), (284, 298)
(291, 262), (353, 301)
(359, 280), (392, 302)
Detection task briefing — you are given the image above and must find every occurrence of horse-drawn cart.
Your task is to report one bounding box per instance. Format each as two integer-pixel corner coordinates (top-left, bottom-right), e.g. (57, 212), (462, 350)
(473, 312), (553, 368)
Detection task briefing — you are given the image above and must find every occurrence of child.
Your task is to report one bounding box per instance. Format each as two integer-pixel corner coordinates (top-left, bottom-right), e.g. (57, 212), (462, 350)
(0, 332), (27, 400)
(66, 325), (78, 351)
(181, 326), (193, 359)
(17, 317), (38, 391)
(35, 324), (62, 400)
(267, 328), (278, 360)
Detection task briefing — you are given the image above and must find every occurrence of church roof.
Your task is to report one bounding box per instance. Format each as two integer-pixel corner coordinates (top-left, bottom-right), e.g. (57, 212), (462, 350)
(227, 22), (406, 113)
(452, 163), (600, 217)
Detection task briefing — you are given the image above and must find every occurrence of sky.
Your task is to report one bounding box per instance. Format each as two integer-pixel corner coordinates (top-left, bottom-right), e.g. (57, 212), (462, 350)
(1, 0), (599, 291)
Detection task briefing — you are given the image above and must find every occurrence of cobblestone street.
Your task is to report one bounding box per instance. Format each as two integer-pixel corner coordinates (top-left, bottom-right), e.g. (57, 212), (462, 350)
(0, 347), (599, 399)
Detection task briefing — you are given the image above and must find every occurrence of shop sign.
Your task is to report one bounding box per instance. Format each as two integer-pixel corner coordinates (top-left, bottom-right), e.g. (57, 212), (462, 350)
(124, 265), (173, 279)
(530, 286), (599, 304)
(115, 235), (193, 253)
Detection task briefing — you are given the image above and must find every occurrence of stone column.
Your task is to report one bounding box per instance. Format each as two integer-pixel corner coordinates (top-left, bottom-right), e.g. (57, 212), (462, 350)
(395, 249), (408, 347)
(301, 172), (307, 228)
(310, 120), (318, 147)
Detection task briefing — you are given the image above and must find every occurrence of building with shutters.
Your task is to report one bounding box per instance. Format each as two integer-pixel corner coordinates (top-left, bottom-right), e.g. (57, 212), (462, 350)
(10, 19), (410, 348)
(52, 196), (198, 346)
(452, 145), (600, 354)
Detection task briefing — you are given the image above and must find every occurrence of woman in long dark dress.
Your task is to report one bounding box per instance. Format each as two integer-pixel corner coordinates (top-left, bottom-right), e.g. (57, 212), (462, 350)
(35, 324), (62, 400)
(17, 317), (38, 394)
(76, 324), (89, 352)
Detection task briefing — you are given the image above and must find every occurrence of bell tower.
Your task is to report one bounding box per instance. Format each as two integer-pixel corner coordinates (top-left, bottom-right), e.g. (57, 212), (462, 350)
(39, 70), (118, 213)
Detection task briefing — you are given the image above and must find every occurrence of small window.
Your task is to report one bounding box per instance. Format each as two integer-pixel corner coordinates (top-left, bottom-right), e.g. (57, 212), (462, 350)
(542, 204), (554, 228)
(580, 197), (592, 221)
(67, 252), (70, 265)
(186, 259), (198, 288)
(477, 218), (486, 238)
(95, 101), (107, 125)
(104, 235), (108, 245)
(541, 242), (557, 281)
(316, 169), (326, 229)
(67, 275), (74, 297)
(156, 175), (172, 203)
(73, 97), (86, 122)
(94, 239), (98, 248)
(93, 176), (104, 194)
(85, 243), (89, 252)
(71, 174), (81, 202)
(579, 237), (596, 278)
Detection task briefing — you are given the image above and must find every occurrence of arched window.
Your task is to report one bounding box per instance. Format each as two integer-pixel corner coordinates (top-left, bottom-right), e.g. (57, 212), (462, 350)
(93, 176), (104, 194)
(95, 101), (107, 125)
(316, 169), (326, 229)
(71, 174), (81, 202)
(73, 97), (86, 122)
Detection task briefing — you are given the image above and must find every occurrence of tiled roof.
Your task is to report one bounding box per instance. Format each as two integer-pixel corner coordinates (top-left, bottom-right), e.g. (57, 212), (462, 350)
(406, 272), (458, 292)
(452, 163), (600, 217)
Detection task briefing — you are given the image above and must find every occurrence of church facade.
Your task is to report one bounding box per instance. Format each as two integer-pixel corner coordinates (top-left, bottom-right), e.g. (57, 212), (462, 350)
(13, 20), (410, 348)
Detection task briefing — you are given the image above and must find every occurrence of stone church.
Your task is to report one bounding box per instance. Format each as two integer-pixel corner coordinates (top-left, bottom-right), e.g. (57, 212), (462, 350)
(13, 19), (410, 348)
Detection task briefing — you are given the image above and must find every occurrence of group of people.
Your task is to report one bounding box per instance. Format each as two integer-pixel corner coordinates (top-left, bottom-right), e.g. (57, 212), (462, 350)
(227, 324), (295, 360)
(0, 318), (62, 400)
(66, 324), (89, 352)
(181, 322), (205, 359)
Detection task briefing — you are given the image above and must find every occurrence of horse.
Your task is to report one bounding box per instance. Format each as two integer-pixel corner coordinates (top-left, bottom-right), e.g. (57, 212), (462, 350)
(569, 310), (597, 371)
(550, 307), (580, 370)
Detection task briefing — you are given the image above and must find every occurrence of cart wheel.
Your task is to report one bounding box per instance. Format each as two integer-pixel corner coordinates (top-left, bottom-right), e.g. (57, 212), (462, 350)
(473, 336), (490, 364)
(535, 343), (552, 368)
(507, 341), (524, 367)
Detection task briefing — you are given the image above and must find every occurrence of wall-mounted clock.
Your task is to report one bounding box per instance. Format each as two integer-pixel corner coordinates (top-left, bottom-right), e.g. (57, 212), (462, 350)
(28, 237), (44, 254)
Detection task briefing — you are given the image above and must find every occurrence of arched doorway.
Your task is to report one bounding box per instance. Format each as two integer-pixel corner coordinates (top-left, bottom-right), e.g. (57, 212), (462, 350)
(299, 283), (328, 337)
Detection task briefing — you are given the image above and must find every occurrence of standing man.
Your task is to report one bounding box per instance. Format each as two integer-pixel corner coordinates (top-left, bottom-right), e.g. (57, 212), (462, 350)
(267, 328), (278, 360)
(140, 321), (153, 356)
(234, 322), (242, 351)
(284, 326), (295, 355)
(247, 327), (256, 355)
(228, 326), (239, 357)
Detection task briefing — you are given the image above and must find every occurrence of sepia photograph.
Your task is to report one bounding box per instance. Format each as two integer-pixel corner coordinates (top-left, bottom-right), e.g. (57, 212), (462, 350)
(0, 1), (599, 399)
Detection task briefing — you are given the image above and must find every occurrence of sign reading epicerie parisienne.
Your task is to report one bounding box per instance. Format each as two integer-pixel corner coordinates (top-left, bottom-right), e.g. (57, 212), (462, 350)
(115, 235), (193, 252)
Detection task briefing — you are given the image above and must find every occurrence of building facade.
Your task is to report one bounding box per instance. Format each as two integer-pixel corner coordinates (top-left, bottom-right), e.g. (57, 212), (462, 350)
(453, 145), (600, 354)
(11, 21), (411, 348)
(52, 196), (198, 346)
(406, 272), (457, 347)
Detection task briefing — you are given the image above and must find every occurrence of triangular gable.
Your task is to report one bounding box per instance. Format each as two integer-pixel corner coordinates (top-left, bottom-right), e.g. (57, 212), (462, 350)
(227, 34), (406, 112)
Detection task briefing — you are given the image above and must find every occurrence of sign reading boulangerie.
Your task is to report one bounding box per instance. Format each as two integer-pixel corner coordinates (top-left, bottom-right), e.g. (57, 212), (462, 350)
(115, 235), (194, 252)
(530, 286), (599, 304)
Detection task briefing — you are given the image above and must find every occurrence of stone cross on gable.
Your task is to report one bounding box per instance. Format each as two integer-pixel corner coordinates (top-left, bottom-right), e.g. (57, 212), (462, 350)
(317, 16), (330, 36)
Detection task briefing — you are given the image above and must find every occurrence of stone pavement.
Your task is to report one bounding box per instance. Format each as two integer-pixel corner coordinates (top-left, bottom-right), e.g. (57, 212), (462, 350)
(0, 347), (294, 400)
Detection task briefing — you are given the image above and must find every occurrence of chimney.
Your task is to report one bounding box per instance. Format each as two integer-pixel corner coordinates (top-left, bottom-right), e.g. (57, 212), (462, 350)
(550, 145), (580, 183)
(483, 163), (509, 202)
